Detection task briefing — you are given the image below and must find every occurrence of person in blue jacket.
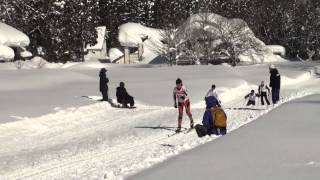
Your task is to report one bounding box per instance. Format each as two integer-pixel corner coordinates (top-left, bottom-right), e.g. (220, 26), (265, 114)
(201, 96), (226, 135)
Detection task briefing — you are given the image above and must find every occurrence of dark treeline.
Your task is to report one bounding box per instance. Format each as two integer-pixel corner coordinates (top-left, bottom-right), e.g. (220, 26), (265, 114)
(1, 0), (319, 62)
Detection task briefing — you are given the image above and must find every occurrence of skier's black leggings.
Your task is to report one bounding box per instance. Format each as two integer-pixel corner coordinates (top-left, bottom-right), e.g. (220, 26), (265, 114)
(260, 92), (270, 105)
(247, 100), (255, 106)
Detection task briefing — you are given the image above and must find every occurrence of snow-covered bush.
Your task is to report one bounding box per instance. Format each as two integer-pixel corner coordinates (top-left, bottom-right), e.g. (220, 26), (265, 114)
(167, 13), (265, 66)
(31, 56), (47, 69)
(266, 45), (286, 57)
(14, 60), (24, 69)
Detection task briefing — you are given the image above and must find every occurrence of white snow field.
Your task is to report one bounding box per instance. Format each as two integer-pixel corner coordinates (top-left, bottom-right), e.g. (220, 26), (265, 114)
(0, 61), (319, 179)
(129, 94), (320, 180)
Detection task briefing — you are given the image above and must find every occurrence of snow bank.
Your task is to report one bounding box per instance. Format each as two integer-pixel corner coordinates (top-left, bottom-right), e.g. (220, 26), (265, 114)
(0, 22), (30, 47)
(266, 45), (286, 56)
(109, 48), (123, 61)
(282, 71), (314, 86)
(193, 80), (254, 108)
(239, 49), (287, 63)
(23, 56), (48, 69)
(0, 44), (14, 60)
(66, 61), (109, 69)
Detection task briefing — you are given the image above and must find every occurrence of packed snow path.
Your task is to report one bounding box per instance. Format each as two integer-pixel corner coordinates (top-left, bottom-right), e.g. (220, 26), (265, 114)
(0, 62), (319, 179)
(130, 94), (320, 180)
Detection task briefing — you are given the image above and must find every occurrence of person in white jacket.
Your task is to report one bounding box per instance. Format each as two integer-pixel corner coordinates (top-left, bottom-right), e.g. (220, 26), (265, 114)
(244, 90), (260, 106)
(258, 81), (271, 105)
(205, 84), (221, 105)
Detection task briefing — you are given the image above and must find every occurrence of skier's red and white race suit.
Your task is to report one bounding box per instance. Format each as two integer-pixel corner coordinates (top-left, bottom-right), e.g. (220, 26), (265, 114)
(173, 86), (192, 128)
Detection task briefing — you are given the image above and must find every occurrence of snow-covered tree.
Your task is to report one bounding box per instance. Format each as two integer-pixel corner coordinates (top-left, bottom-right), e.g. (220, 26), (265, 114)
(153, 0), (197, 28)
(50, 0), (100, 62)
(0, 0), (99, 62)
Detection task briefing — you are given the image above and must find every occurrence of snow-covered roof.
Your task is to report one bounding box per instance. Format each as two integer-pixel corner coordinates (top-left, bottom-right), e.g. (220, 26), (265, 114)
(86, 26), (107, 50)
(118, 23), (162, 47)
(0, 43), (14, 60)
(0, 22), (30, 47)
(117, 23), (164, 64)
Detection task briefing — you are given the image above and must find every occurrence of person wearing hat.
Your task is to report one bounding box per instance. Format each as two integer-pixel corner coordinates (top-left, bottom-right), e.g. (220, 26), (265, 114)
(173, 78), (194, 132)
(269, 64), (281, 104)
(99, 68), (109, 101)
(116, 82), (135, 108)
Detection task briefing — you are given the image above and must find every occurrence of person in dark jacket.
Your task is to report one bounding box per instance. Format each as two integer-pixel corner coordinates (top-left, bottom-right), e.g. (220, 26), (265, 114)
(269, 64), (281, 104)
(116, 82), (135, 107)
(99, 68), (109, 101)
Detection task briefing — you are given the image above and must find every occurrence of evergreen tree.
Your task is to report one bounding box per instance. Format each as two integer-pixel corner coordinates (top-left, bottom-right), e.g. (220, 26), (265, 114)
(50, 0), (100, 62)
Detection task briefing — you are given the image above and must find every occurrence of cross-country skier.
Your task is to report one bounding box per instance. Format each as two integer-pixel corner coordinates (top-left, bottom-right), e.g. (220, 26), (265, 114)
(205, 84), (221, 105)
(173, 78), (194, 132)
(258, 81), (271, 105)
(244, 90), (260, 106)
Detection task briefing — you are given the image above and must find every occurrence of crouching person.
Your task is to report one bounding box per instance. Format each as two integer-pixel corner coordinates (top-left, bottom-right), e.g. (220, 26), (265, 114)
(116, 82), (135, 108)
(195, 96), (227, 137)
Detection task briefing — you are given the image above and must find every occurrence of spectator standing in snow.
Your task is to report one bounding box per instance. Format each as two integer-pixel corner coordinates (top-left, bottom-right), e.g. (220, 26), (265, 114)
(116, 82), (135, 108)
(99, 68), (109, 101)
(205, 84), (221, 105)
(173, 78), (194, 132)
(258, 81), (271, 105)
(245, 90), (260, 106)
(269, 64), (281, 104)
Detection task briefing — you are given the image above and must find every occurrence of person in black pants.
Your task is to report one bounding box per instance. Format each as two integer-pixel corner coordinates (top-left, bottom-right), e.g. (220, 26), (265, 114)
(99, 68), (109, 101)
(258, 81), (270, 105)
(245, 90), (260, 106)
(269, 64), (281, 104)
(116, 82), (135, 107)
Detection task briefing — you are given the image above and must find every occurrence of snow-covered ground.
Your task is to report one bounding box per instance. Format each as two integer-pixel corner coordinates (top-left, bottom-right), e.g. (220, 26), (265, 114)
(129, 94), (320, 180)
(0, 61), (319, 179)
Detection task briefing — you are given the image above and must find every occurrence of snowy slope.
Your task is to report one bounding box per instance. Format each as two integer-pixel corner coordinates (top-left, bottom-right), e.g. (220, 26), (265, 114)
(130, 94), (320, 180)
(0, 61), (319, 179)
